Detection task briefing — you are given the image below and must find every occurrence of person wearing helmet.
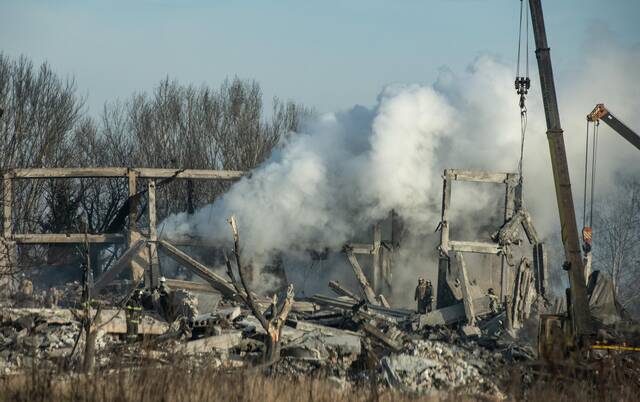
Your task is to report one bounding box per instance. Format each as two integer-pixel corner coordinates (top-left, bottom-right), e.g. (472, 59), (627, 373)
(158, 276), (173, 320)
(125, 289), (143, 342)
(414, 278), (431, 314)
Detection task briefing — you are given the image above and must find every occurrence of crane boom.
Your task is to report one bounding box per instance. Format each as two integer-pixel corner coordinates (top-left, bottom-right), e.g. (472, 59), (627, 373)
(587, 104), (640, 151)
(528, 0), (594, 340)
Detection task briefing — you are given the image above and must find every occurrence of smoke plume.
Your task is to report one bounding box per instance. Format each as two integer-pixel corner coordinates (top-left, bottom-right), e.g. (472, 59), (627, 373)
(161, 29), (640, 306)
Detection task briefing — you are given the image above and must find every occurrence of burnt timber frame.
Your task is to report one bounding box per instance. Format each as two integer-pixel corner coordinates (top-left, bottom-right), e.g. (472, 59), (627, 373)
(436, 169), (519, 308)
(1, 167), (245, 288)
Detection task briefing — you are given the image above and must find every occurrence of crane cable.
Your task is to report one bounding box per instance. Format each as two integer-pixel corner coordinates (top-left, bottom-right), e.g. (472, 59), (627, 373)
(582, 119), (599, 251)
(582, 119), (590, 230)
(589, 121), (599, 226)
(515, 0), (531, 186)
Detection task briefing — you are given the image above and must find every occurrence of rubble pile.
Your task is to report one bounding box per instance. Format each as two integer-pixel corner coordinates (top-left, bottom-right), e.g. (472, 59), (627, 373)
(0, 282), (538, 397)
(382, 340), (505, 396)
(0, 308), (81, 372)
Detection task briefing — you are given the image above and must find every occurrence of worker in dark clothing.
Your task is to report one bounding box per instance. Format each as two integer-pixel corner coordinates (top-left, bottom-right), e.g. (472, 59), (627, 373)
(414, 278), (433, 314)
(125, 289), (143, 342)
(425, 280), (434, 313)
(158, 276), (173, 321)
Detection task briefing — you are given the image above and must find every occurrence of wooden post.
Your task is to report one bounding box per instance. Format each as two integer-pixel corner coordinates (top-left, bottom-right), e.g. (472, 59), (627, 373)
(533, 243), (548, 296)
(3, 174), (12, 239)
(385, 209), (400, 294)
(500, 174), (518, 300)
(436, 172), (452, 308)
(455, 252), (475, 325)
(1, 174), (16, 292)
(390, 209), (401, 249)
(345, 252), (378, 305)
(147, 180), (160, 288)
(127, 171), (144, 281)
(381, 245), (392, 294)
(371, 223), (381, 293)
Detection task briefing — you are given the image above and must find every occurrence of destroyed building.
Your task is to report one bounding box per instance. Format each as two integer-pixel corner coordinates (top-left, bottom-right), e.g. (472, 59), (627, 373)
(0, 166), (564, 399)
(1, 1), (640, 400)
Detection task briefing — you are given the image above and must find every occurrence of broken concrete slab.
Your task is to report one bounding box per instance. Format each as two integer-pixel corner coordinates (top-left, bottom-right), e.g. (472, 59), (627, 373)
(282, 331), (361, 361)
(323, 333), (361, 356)
(419, 296), (491, 328)
(460, 325), (481, 337)
(288, 319), (362, 338)
(176, 331), (243, 355)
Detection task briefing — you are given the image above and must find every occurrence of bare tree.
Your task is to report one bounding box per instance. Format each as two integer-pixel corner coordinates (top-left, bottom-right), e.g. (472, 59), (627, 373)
(0, 54), (84, 234)
(0, 53), (311, 285)
(101, 76), (311, 222)
(592, 178), (640, 316)
(0, 54), (85, 279)
(225, 216), (294, 364)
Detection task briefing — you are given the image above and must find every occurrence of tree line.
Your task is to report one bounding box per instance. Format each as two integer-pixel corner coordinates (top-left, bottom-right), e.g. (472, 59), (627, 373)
(0, 53), (310, 274)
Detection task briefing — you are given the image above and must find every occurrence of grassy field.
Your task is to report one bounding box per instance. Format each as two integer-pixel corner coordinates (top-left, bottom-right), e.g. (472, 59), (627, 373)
(0, 355), (638, 402)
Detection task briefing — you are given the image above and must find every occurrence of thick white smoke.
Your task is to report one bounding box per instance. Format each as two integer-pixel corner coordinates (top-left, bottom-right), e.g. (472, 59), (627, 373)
(161, 30), (639, 305)
(162, 56), (520, 253)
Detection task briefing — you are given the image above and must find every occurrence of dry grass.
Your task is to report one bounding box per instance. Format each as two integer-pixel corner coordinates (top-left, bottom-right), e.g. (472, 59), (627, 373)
(0, 355), (638, 402)
(0, 363), (437, 402)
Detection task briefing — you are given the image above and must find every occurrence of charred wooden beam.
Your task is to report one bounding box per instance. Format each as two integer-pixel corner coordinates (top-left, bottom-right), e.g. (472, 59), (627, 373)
(377, 294), (391, 308)
(328, 280), (359, 301)
(344, 243), (374, 255)
(520, 208), (541, 244)
(13, 233), (126, 244)
(455, 252), (476, 325)
(11, 168), (129, 178)
(127, 171), (142, 280)
(9, 167), (245, 180)
(165, 278), (217, 294)
(345, 252), (379, 305)
(533, 243), (548, 296)
(449, 240), (501, 255)
(372, 223), (382, 292)
(93, 240), (147, 293)
(136, 168), (244, 180)
(158, 240), (238, 299)
(147, 180), (160, 288)
(3, 174), (12, 238)
(308, 294), (412, 320)
(445, 169), (513, 184)
(437, 172), (452, 309)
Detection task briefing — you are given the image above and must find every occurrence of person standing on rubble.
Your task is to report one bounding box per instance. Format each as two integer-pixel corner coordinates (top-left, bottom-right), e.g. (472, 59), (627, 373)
(425, 280), (433, 312)
(488, 288), (499, 314)
(125, 289), (143, 342)
(158, 276), (173, 321)
(414, 278), (433, 314)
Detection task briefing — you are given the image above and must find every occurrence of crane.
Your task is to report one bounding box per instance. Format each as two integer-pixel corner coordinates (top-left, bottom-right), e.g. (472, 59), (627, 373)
(527, 0), (594, 346)
(526, 2), (640, 359)
(587, 104), (640, 151)
(580, 104), (639, 306)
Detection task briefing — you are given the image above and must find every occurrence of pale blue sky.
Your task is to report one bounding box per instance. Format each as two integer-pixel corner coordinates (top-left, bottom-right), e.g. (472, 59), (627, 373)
(1, 0), (638, 115)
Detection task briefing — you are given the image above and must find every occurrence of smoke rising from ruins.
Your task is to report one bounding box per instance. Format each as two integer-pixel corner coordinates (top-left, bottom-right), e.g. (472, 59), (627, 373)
(161, 32), (640, 302)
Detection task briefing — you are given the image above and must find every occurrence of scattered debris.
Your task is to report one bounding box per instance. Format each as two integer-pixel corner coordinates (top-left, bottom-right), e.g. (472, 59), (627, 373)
(0, 172), (637, 399)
